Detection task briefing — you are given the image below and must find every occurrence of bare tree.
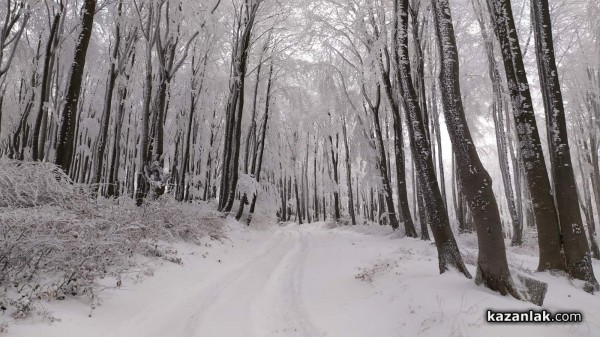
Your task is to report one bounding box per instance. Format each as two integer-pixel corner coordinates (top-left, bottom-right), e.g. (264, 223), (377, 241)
(394, 0), (470, 278)
(531, 0), (598, 291)
(55, 0), (97, 172)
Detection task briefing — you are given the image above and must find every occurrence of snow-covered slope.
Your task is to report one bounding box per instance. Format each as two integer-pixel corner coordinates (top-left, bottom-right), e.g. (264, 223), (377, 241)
(7, 221), (600, 337)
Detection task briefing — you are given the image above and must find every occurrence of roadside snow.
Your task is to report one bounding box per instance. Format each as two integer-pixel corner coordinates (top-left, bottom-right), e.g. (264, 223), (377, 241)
(6, 220), (600, 337)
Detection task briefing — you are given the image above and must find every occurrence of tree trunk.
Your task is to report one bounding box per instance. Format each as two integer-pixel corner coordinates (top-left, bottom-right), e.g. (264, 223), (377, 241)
(486, 0), (565, 272)
(364, 85), (401, 230)
(32, 13), (60, 161)
(219, 3), (260, 212)
(178, 53), (207, 201)
(395, 0), (470, 278)
(342, 119), (356, 226)
(294, 176), (302, 224)
(373, 34), (417, 235)
(432, 0), (524, 299)
(329, 134), (341, 221)
(531, 0), (598, 291)
(55, 0), (96, 172)
(247, 61), (273, 226)
(135, 2), (160, 206)
(472, 1), (522, 245)
(93, 2), (122, 189)
(314, 137), (319, 221)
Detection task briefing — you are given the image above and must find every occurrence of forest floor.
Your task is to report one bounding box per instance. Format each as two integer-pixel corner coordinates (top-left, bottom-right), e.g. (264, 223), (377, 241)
(7, 219), (600, 337)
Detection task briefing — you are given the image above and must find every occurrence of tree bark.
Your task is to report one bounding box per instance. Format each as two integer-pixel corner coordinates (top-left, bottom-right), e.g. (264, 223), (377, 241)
(363, 84), (400, 230)
(370, 15), (417, 235)
(531, 0), (598, 290)
(55, 0), (96, 172)
(395, 0), (470, 278)
(342, 118), (356, 226)
(432, 0), (523, 298)
(472, 0), (522, 245)
(32, 13), (60, 161)
(219, 2), (261, 212)
(329, 134), (341, 221)
(247, 61), (273, 226)
(486, 0), (565, 272)
(93, 1), (122, 189)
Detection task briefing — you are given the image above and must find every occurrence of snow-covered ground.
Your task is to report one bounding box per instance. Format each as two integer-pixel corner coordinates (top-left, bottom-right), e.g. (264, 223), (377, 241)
(7, 220), (600, 337)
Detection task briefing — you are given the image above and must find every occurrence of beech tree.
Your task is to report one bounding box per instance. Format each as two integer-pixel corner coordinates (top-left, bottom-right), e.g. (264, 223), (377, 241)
(531, 0), (598, 290)
(432, 0), (524, 299)
(55, 0), (97, 172)
(485, 0), (565, 272)
(395, 0), (470, 277)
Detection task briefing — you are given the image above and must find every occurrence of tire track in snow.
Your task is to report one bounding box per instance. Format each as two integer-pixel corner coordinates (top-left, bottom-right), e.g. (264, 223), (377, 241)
(89, 226), (325, 337)
(99, 228), (288, 337)
(250, 228), (324, 337)
(184, 229), (295, 337)
(185, 228), (301, 337)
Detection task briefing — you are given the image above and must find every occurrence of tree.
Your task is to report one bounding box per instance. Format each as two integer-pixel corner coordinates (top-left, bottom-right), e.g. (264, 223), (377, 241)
(486, 0), (565, 272)
(432, 0), (525, 299)
(219, 0), (263, 212)
(472, 0), (522, 245)
(134, 0), (163, 205)
(55, 0), (97, 172)
(531, 0), (598, 291)
(394, 0), (470, 278)
(31, 8), (62, 162)
(0, 0), (30, 141)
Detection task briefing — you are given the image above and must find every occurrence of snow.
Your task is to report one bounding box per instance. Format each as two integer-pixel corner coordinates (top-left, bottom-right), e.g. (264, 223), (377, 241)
(6, 220), (600, 337)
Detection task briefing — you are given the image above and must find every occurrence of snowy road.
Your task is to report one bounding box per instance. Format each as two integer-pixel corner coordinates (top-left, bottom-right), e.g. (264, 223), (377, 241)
(98, 226), (328, 337)
(185, 228), (321, 337)
(11, 222), (395, 337)
(9, 221), (600, 337)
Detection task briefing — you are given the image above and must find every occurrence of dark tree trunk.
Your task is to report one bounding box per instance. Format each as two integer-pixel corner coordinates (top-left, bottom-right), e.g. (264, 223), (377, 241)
(55, 0), (96, 172)
(204, 110), (218, 201)
(247, 61), (273, 226)
(363, 85), (400, 230)
(531, 0), (598, 291)
(314, 137), (319, 221)
(486, 0), (565, 272)
(395, 0), (470, 278)
(244, 44), (266, 175)
(418, 188), (430, 240)
(219, 3), (260, 212)
(108, 50), (136, 197)
(32, 13), (60, 161)
(473, 1), (522, 245)
(342, 119), (356, 226)
(294, 177), (302, 224)
(372, 26), (417, 235)
(329, 134), (341, 221)
(178, 53), (208, 202)
(93, 2), (122, 189)
(432, 0), (524, 298)
(135, 2), (162, 206)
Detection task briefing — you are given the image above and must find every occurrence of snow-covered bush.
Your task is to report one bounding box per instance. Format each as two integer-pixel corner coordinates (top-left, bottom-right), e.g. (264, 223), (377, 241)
(0, 160), (225, 320)
(0, 159), (84, 208)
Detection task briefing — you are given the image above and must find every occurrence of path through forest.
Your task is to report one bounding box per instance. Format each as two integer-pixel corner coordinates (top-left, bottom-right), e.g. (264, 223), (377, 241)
(10, 222), (600, 337)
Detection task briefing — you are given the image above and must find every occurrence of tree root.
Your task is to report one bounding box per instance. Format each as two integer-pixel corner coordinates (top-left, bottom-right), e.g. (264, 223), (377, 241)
(476, 267), (548, 306)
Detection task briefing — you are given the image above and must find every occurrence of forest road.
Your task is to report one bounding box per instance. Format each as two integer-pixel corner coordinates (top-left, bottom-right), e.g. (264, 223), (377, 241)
(12, 222), (392, 337)
(93, 224), (328, 337)
(185, 226), (324, 337)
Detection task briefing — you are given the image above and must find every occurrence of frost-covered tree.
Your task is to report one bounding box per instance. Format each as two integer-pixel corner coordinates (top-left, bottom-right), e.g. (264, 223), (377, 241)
(531, 0), (598, 291)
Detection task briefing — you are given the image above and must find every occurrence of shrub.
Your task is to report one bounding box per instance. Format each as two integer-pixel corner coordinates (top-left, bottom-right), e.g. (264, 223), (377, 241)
(0, 160), (225, 321)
